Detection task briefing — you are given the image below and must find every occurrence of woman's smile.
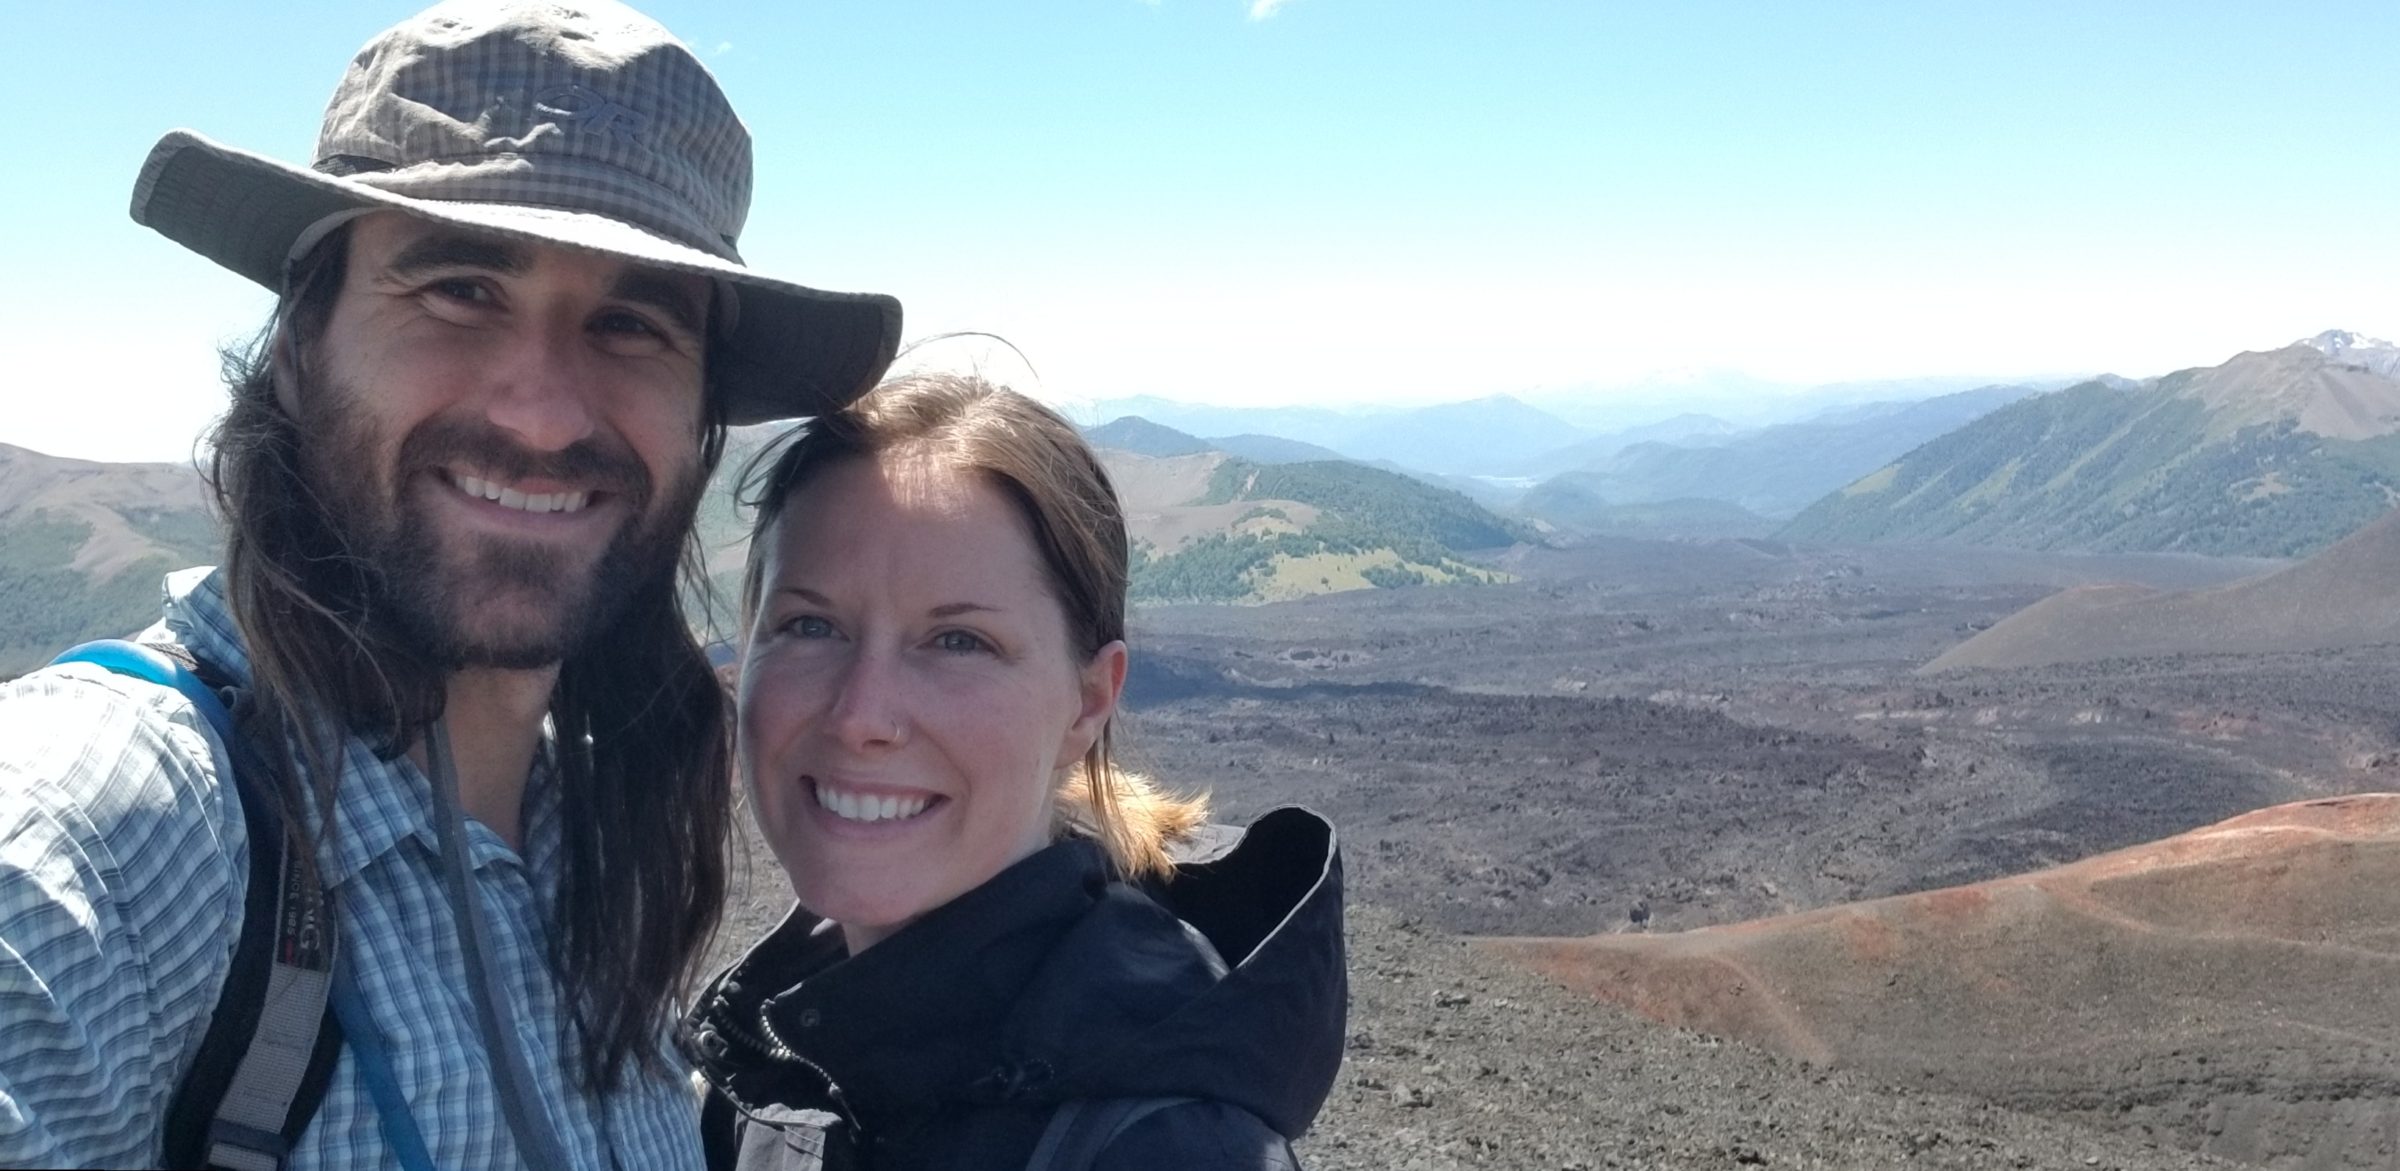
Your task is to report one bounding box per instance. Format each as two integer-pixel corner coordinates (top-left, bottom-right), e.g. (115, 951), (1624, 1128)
(808, 778), (938, 825)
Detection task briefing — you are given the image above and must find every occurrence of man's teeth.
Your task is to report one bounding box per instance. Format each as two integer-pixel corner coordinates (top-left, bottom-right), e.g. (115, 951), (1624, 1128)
(453, 473), (589, 514)
(812, 781), (931, 824)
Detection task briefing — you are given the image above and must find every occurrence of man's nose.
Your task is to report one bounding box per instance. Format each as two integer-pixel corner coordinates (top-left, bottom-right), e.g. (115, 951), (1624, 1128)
(482, 316), (601, 453)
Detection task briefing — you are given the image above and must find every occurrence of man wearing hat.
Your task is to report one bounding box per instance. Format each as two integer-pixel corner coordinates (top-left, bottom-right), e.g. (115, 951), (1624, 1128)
(0, 2), (897, 1167)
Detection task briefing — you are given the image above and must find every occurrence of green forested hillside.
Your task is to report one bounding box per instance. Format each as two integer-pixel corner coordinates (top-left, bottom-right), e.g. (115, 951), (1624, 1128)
(1130, 458), (1524, 602)
(0, 443), (222, 678)
(1783, 373), (2400, 557)
(0, 513), (212, 678)
(1199, 460), (1522, 550)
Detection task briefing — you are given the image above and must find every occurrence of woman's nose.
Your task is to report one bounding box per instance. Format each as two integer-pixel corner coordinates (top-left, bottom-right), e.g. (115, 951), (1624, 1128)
(825, 649), (908, 751)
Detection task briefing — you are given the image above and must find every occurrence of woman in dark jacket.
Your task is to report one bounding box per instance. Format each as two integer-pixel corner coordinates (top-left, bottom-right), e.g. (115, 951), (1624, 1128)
(683, 374), (1347, 1170)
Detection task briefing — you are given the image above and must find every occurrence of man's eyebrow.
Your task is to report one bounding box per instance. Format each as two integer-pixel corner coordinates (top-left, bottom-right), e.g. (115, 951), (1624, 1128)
(383, 231), (530, 280)
(608, 268), (708, 340)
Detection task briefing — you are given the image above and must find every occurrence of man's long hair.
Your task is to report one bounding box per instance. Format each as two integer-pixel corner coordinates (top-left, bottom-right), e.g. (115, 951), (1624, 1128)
(208, 230), (730, 1091)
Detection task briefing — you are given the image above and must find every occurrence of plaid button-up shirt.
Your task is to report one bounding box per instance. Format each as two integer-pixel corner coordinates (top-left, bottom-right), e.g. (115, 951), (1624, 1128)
(0, 567), (705, 1169)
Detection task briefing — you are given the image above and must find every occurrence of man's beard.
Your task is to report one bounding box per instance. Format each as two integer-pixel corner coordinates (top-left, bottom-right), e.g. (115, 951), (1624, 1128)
(301, 382), (707, 671)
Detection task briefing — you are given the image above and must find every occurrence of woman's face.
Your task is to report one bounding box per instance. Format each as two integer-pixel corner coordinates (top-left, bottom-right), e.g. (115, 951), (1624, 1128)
(739, 451), (1126, 952)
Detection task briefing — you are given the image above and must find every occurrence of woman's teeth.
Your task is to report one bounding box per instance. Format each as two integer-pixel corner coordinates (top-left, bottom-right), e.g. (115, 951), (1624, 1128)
(452, 473), (590, 514)
(813, 781), (931, 824)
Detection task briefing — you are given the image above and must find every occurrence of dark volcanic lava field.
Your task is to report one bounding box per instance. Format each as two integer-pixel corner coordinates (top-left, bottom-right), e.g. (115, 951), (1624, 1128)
(1124, 541), (2385, 940)
(1126, 539), (2400, 1168)
(715, 537), (2400, 1169)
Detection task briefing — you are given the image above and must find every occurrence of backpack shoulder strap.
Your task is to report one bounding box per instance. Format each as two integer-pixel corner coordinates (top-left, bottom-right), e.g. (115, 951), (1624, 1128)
(1023, 1097), (1202, 1171)
(48, 640), (344, 1171)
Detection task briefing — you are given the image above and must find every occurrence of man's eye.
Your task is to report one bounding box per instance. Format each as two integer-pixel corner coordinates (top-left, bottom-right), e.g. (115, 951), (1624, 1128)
(933, 630), (991, 655)
(594, 309), (662, 338)
(428, 277), (494, 305)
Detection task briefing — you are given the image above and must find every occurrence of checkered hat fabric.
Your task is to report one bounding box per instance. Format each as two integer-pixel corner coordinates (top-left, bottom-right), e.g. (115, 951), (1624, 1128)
(130, 0), (900, 425)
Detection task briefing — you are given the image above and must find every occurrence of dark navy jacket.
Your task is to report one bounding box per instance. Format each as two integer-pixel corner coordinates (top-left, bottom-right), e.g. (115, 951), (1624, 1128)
(682, 807), (1346, 1170)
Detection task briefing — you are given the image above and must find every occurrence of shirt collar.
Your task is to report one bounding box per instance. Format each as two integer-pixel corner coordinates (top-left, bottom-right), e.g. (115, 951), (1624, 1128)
(160, 567), (557, 891)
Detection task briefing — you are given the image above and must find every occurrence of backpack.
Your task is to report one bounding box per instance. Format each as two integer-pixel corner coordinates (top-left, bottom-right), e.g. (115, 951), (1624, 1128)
(50, 641), (347, 1171)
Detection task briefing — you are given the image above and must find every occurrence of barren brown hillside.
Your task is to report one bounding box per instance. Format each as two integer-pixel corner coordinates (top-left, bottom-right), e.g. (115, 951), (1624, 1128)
(1097, 448), (1328, 554)
(0, 442), (209, 577)
(1926, 506), (2400, 672)
(1483, 796), (2400, 1168)
(1101, 449), (1224, 511)
(2182, 344), (2400, 441)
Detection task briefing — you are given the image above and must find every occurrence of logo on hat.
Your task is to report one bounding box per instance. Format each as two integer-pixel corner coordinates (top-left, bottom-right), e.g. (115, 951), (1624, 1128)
(534, 84), (644, 144)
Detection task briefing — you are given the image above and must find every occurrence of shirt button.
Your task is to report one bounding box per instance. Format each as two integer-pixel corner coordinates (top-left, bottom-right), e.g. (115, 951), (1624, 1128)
(796, 1008), (822, 1028)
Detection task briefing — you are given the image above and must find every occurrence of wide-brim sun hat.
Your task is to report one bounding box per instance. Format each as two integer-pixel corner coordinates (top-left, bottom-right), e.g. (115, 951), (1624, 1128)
(130, 0), (900, 427)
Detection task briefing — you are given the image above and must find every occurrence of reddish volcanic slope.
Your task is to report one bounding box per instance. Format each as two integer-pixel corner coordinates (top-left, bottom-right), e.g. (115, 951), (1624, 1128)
(1482, 796), (2400, 1167)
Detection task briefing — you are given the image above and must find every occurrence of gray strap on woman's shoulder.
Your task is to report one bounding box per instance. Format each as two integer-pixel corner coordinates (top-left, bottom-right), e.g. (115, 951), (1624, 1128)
(1024, 1097), (1201, 1171)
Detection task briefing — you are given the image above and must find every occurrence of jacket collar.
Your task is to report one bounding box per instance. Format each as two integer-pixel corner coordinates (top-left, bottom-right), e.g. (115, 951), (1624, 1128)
(726, 838), (1122, 1131)
(693, 807), (1347, 1142)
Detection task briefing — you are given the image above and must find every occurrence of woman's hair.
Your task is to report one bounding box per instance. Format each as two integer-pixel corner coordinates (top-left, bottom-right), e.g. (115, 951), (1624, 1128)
(739, 372), (1206, 878)
(211, 227), (731, 1092)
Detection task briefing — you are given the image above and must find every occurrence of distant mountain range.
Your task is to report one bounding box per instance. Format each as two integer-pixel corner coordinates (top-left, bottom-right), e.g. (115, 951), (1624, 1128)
(1083, 380), (2053, 541)
(1082, 394), (1593, 477)
(15, 333), (2394, 652)
(1083, 416), (1216, 458)
(1519, 383), (2046, 521)
(1507, 413), (1744, 480)
(1783, 333), (2400, 557)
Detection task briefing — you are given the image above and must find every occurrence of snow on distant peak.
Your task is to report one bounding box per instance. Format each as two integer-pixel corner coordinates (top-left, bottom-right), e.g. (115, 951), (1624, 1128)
(2297, 330), (2400, 378)
(2298, 329), (2397, 356)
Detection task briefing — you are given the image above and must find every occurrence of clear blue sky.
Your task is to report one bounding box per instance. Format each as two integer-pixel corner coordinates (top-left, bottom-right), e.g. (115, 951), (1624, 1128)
(7, 1), (2398, 461)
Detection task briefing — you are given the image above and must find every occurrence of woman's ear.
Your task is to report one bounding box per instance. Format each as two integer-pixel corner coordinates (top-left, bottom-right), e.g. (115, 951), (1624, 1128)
(1060, 640), (1129, 764)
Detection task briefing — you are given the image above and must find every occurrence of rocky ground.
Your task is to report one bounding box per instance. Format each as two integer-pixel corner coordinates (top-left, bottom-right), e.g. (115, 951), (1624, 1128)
(1303, 905), (2230, 1171)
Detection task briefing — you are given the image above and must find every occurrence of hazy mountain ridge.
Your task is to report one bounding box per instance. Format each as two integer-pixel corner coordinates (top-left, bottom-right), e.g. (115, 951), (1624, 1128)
(1508, 412), (1743, 480)
(1520, 383), (2045, 522)
(1783, 338), (2400, 557)
(1082, 416), (1216, 458)
(1086, 379), (2055, 539)
(1083, 393), (1592, 476)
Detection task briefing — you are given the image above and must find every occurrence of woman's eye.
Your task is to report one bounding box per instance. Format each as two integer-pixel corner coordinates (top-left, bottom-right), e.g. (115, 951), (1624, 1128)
(933, 630), (990, 655)
(784, 614), (835, 639)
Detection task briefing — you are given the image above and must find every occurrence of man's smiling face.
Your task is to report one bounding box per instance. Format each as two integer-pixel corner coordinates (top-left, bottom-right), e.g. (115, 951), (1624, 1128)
(294, 210), (714, 669)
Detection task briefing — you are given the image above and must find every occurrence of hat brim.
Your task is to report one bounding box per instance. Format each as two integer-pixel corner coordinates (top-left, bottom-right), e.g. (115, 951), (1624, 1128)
(131, 130), (901, 426)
